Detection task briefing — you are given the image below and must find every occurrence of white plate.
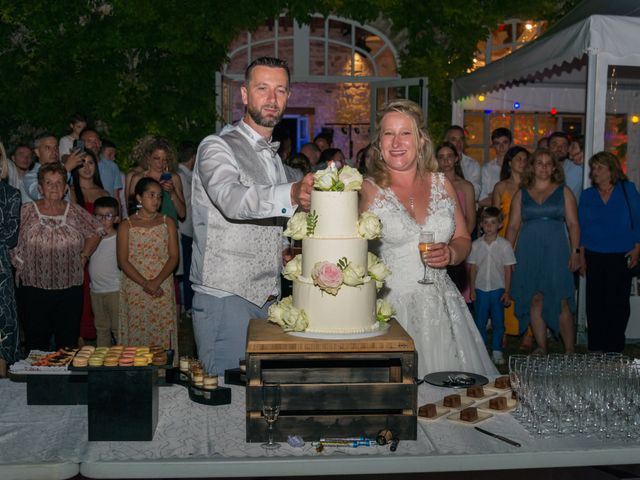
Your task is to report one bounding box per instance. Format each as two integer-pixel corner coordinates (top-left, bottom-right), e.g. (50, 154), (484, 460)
(436, 396), (475, 410)
(446, 409), (493, 426)
(418, 405), (451, 421)
(287, 322), (390, 340)
(476, 395), (517, 414)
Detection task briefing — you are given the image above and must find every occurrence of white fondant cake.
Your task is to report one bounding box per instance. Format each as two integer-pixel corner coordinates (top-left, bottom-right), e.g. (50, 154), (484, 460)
(292, 190), (378, 333)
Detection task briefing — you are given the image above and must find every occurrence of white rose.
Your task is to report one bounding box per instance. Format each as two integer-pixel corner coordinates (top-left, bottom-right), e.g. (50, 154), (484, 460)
(267, 302), (286, 327)
(282, 304), (308, 332)
(368, 252), (379, 268)
(357, 212), (382, 239)
(313, 166), (339, 191)
(283, 212), (308, 240)
(338, 165), (363, 192)
(369, 259), (391, 290)
(281, 295), (293, 307)
(341, 261), (365, 287)
(283, 254), (302, 281)
(376, 299), (395, 323)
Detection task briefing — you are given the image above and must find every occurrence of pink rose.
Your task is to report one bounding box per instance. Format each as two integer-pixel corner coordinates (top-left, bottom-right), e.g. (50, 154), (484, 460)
(311, 261), (344, 295)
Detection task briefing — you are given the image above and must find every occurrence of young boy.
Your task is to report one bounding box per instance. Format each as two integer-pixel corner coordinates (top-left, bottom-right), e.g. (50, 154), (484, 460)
(89, 196), (121, 347)
(467, 207), (516, 365)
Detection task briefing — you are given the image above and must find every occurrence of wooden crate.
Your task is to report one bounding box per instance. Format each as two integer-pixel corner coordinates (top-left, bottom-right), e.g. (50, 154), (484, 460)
(245, 319), (417, 442)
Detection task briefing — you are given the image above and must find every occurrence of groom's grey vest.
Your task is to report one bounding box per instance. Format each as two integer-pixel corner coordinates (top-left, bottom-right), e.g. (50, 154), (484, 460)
(193, 129), (284, 306)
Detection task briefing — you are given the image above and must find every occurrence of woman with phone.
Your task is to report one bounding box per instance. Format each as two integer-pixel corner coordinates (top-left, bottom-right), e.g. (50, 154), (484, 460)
(127, 136), (185, 223)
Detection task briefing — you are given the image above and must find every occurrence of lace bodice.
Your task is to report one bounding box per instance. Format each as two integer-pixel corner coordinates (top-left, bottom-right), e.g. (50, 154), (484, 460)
(367, 172), (456, 289)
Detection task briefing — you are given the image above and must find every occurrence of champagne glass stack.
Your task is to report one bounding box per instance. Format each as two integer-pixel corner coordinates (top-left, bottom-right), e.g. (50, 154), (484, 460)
(509, 353), (640, 439)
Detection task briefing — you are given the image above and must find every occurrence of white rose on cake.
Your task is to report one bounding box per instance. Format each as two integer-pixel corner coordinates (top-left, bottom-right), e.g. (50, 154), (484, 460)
(267, 296), (308, 332)
(376, 299), (395, 323)
(313, 165), (339, 191)
(283, 254), (302, 281)
(338, 165), (363, 192)
(368, 252), (391, 290)
(341, 261), (365, 287)
(283, 212), (308, 240)
(357, 212), (382, 239)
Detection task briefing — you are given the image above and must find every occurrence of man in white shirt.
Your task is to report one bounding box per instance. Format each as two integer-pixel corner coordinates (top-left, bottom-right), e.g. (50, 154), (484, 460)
(445, 125), (481, 202)
(549, 131), (582, 203)
(480, 128), (512, 207)
(191, 57), (314, 375)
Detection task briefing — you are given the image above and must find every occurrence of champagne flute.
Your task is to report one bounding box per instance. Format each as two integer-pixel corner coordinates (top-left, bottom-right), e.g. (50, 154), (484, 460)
(261, 383), (281, 450)
(418, 230), (435, 285)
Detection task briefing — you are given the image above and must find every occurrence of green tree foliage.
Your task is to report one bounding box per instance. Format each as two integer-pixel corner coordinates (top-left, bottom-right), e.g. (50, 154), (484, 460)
(0, 0), (580, 163)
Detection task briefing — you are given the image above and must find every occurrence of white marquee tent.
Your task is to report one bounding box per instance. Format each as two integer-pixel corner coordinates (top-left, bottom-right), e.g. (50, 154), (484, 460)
(452, 0), (640, 341)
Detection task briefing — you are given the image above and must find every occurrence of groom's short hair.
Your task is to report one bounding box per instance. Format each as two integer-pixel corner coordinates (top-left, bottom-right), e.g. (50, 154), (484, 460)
(245, 57), (291, 86)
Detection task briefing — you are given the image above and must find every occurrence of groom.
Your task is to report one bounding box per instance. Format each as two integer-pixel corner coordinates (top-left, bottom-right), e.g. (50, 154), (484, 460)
(190, 57), (313, 375)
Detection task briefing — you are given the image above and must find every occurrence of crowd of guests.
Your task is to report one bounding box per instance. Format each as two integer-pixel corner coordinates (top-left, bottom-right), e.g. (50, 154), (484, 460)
(0, 106), (639, 378)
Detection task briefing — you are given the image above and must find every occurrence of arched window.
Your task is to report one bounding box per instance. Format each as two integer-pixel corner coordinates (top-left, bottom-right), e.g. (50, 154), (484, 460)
(224, 14), (399, 81)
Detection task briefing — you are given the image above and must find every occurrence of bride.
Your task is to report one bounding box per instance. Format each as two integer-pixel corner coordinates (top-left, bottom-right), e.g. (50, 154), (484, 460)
(360, 99), (497, 377)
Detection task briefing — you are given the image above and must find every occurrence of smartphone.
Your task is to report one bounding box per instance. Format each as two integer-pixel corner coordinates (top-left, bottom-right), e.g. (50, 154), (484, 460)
(73, 139), (85, 152)
(160, 172), (172, 182)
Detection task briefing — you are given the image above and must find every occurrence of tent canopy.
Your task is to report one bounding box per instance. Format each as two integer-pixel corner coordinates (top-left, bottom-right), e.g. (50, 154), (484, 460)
(452, 0), (640, 101)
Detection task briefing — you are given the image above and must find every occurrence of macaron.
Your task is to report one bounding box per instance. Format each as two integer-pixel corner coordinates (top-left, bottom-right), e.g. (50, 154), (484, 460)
(133, 356), (148, 366)
(88, 357), (104, 367)
(72, 356), (88, 367)
(103, 357), (119, 367)
(118, 357), (134, 367)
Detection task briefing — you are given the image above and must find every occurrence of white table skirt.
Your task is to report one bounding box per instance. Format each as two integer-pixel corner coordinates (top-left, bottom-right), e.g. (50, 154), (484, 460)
(1, 377), (639, 479)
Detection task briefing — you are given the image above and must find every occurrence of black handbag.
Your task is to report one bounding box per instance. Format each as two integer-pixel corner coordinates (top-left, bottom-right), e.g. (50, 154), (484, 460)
(620, 181), (640, 278)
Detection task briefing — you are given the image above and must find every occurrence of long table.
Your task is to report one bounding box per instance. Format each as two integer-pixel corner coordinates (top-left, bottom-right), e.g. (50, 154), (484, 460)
(1, 377), (639, 479)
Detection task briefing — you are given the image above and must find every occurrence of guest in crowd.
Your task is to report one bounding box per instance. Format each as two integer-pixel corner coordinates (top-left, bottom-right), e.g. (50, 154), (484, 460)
(550, 131), (583, 203)
(0, 155), (21, 377)
(491, 146), (532, 348)
(313, 132), (332, 152)
(537, 136), (550, 149)
(285, 153), (311, 178)
(314, 147), (345, 171)
(300, 142), (321, 169)
(480, 127), (512, 207)
(468, 207), (516, 366)
(355, 144), (373, 175)
(444, 125), (481, 202)
(127, 136), (185, 223)
(506, 149), (581, 354)
(58, 112), (87, 156)
(569, 135), (584, 167)
(579, 152), (640, 352)
(79, 128), (123, 201)
(435, 141), (475, 304)
(1, 143), (33, 203)
(360, 99), (497, 377)
(89, 196), (121, 347)
(11, 162), (102, 351)
(117, 178), (178, 354)
(177, 141), (197, 315)
(70, 149), (109, 343)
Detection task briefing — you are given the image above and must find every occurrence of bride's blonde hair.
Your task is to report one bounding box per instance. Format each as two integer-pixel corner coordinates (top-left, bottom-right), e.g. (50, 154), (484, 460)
(367, 99), (436, 188)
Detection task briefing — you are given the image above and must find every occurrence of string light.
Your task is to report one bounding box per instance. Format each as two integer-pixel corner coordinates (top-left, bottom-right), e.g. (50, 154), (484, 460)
(478, 95), (485, 102)
(632, 115), (639, 124)
(550, 107), (557, 115)
(514, 102), (520, 109)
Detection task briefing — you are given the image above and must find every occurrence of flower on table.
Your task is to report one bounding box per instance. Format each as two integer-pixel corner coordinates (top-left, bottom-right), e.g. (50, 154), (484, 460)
(357, 212), (382, 240)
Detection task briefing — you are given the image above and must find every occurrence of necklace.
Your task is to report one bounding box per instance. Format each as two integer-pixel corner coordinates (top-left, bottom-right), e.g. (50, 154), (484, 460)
(136, 211), (158, 221)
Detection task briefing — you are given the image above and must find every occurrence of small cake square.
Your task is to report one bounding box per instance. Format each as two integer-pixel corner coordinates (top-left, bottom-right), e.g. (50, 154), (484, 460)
(489, 396), (508, 410)
(494, 376), (511, 389)
(459, 407), (478, 422)
(418, 403), (438, 418)
(466, 386), (485, 398)
(443, 394), (462, 408)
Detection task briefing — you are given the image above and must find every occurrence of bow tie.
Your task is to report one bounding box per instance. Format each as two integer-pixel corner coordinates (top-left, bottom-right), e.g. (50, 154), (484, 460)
(254, 138), (280, 157)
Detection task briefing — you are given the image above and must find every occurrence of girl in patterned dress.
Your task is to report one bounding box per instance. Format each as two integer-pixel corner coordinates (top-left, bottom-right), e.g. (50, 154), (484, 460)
(117, 178), (178, 354)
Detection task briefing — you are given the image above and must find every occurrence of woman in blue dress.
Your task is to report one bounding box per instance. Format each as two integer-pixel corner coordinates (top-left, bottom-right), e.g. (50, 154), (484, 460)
(0, 156), (22, 377)
(506, 149), (581, 354)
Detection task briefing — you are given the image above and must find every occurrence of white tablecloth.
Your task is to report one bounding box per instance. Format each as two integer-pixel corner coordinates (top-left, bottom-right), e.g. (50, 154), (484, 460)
(1, 377), (639, 479)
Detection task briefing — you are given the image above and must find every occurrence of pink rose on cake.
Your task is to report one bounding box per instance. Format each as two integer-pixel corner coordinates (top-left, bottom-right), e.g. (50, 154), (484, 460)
(283, 254), (302, 281)
(357, 212), (382, 239)
(311, 261), (344, 295)
(338, 165), (363, 192)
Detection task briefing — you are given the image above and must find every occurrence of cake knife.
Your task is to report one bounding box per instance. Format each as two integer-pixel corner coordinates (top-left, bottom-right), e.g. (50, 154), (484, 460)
(474, 427), (521, 447)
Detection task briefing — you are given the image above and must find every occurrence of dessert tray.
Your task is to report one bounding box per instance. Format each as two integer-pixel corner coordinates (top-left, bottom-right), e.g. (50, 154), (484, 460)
(9, 350), (77, 375)
(446, 410), (493, 426)
(288, 322), (390, 340)
(423, 371), (489, 388)
(418, 405), (451, 422)
(476, 395), (518, 414)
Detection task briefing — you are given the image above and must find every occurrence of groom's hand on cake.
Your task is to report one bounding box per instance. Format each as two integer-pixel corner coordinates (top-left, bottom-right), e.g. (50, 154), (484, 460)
(291, 173), (314, 211)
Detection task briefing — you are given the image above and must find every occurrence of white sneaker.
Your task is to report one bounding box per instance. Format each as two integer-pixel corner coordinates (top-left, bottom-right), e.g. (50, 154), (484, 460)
(492, 351), (505, 366)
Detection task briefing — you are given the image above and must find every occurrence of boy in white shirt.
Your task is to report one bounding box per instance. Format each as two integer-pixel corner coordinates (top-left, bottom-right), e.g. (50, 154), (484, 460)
(89, 196), (121, 347)
(468, 207), (516, 365)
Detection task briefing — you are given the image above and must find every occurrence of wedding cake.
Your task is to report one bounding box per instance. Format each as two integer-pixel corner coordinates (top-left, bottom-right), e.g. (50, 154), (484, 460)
(268, 164), (393, 334)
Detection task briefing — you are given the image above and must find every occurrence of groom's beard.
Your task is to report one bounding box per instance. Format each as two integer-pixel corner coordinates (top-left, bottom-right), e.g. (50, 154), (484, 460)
(247, 104), (284, 128)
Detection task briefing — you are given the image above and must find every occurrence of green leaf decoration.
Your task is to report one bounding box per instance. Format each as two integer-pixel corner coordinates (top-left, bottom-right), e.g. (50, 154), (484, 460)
(331, 179), (345, 192)
(337, 257), (349, 271)
(306, 210), (318, 236)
